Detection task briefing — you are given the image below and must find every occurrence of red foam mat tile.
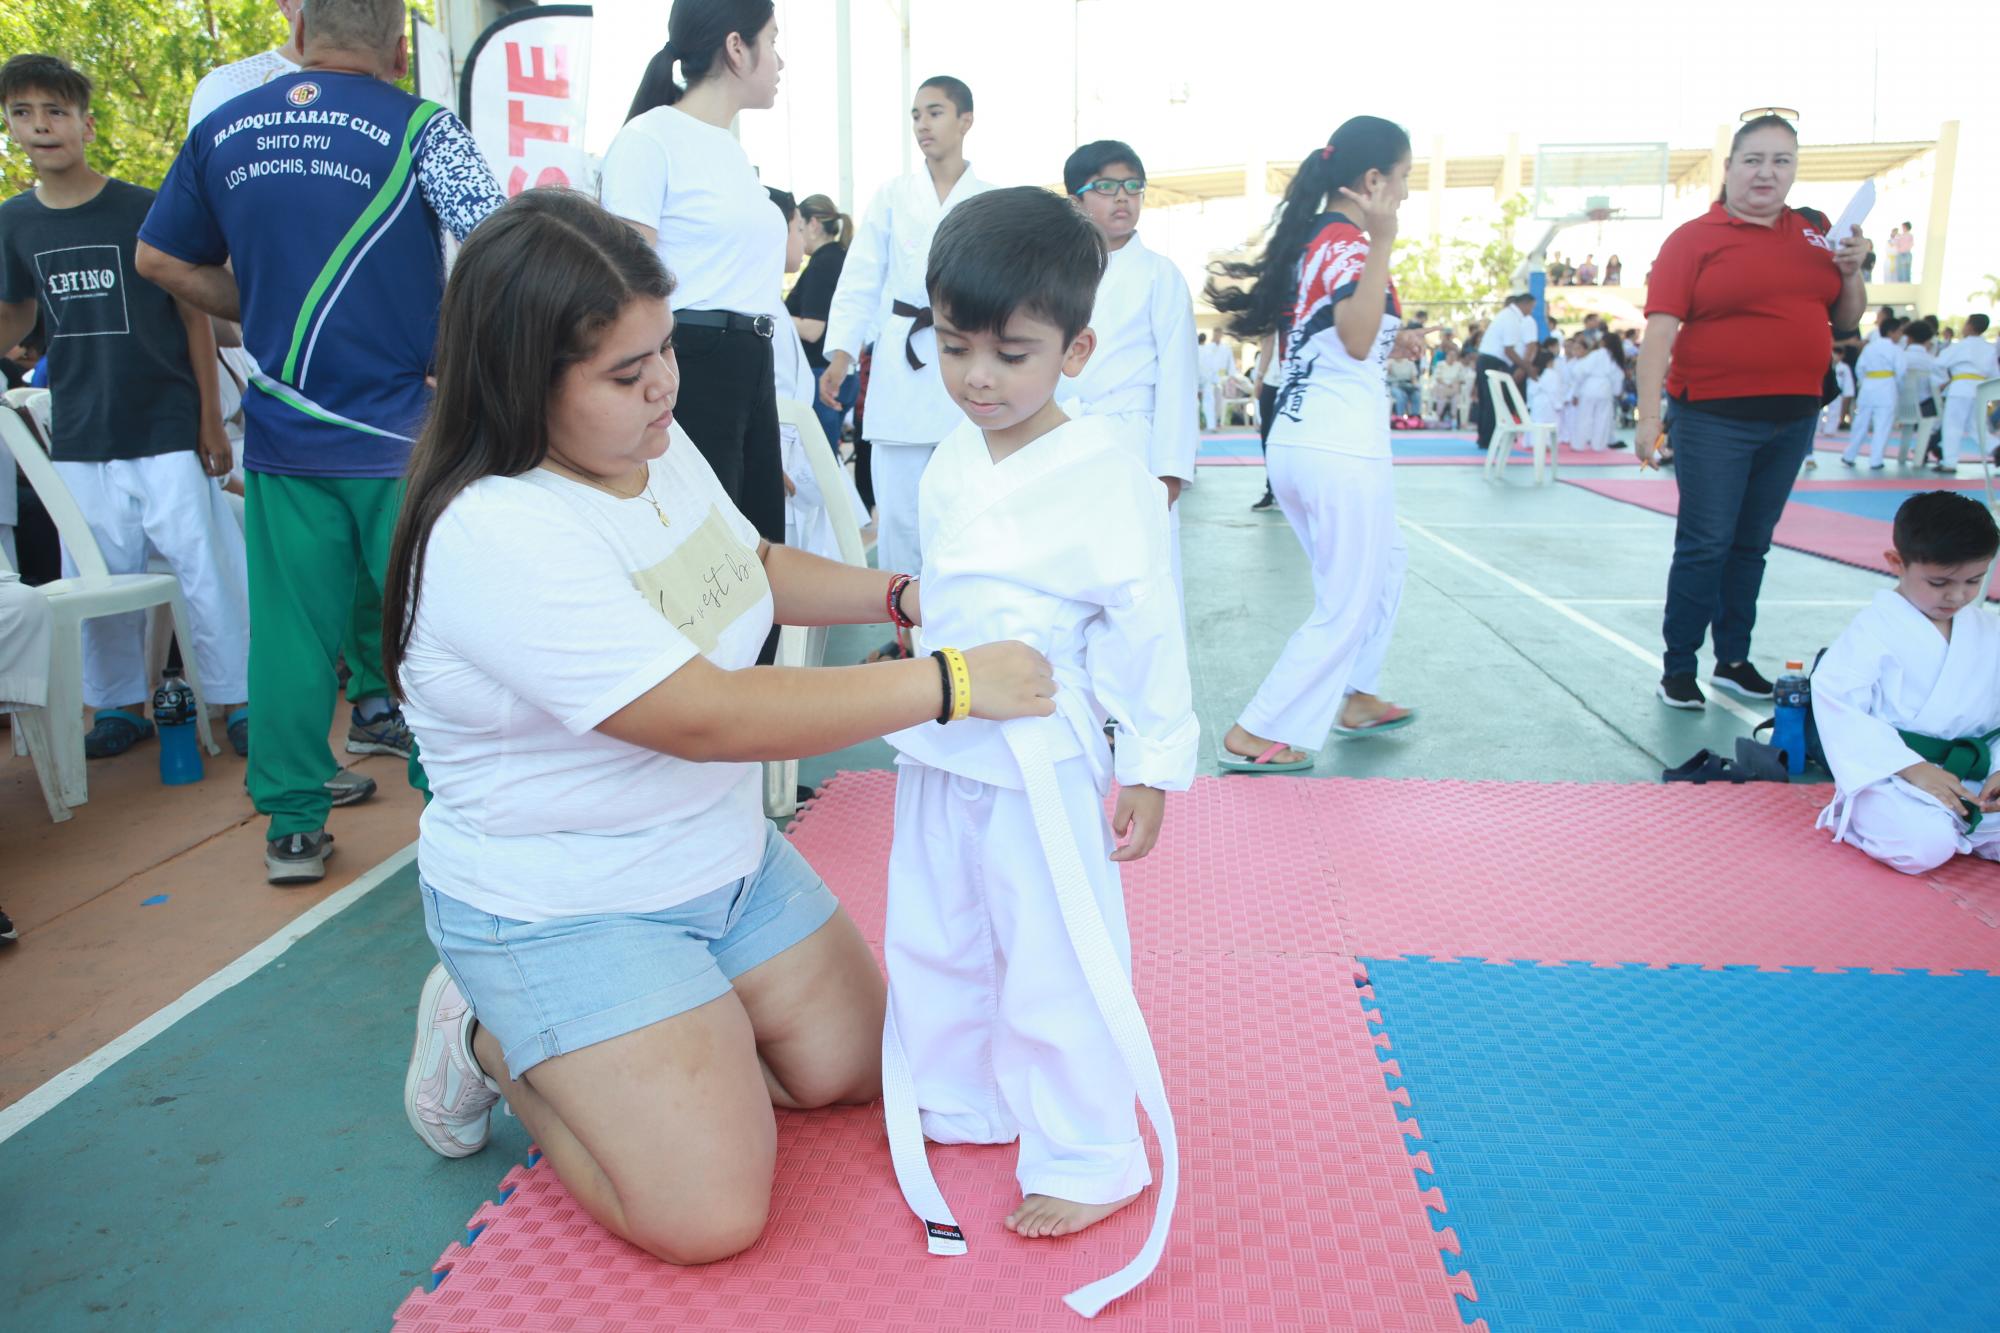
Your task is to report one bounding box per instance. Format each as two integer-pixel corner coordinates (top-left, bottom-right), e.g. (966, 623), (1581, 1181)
(394, 952), (1472, 1332)
(785, 770), (1351, 958)
(1303, 777), (2000, 972)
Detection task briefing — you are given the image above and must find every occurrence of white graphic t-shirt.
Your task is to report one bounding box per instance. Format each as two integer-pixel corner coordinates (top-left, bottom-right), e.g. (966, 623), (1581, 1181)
(400, 430), (777, 920)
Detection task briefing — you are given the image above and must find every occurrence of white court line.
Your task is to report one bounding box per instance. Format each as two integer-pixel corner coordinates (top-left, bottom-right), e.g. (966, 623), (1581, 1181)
(0, 842), (417, 1146)
(1400, 517), (1764, 725)
(1559, 598), (1870, 609)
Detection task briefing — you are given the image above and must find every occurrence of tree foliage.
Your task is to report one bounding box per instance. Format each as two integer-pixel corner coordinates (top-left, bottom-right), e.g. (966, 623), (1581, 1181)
(0, 0), (289, 196)
(1392, 193), (1533, 312)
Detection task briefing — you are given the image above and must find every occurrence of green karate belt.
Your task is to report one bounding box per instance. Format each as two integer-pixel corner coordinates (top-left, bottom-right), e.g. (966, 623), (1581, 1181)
(1898, 726), (2000, 831)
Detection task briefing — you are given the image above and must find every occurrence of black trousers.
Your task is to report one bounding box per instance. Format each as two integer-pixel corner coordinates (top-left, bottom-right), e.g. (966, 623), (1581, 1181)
(1257, 383), (1279, 451)
(1473, 353), (1511, 449)
(670, 320), (786, 545)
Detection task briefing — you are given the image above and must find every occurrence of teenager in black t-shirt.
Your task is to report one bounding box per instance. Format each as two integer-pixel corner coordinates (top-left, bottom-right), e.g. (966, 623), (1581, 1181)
(787, 194), (852, 449)
(0, 54), (248, 757)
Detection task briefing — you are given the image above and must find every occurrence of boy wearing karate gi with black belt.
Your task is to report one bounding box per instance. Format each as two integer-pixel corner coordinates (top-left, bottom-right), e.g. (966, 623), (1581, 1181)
(878, 187), (1197, 1318)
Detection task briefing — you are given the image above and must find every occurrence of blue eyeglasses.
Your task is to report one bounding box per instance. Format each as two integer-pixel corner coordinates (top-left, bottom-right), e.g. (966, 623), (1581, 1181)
(1076, 179), (1146, 197)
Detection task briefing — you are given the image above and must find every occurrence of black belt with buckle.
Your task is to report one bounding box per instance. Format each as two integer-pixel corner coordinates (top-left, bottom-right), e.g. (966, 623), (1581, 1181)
(674, 308), (775, 338)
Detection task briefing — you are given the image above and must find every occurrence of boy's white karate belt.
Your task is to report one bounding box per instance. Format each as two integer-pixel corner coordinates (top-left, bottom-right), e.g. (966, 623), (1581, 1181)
(879, 718), (1179, 1319)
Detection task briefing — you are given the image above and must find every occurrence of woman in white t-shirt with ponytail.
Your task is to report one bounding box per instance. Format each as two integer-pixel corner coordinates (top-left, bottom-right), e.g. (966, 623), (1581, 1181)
(384, 190), (1054, 1267)
(1205, 116), (1417, 773)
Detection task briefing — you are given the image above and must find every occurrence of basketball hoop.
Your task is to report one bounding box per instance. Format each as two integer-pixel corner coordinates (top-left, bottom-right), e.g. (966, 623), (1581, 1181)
(1586, 207), (1612, 224)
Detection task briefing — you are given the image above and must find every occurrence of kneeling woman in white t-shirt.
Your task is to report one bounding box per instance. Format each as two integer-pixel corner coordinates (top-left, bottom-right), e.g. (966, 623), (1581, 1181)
(385, 190), (1054, 1265)
(1206, 117), (1417, 773)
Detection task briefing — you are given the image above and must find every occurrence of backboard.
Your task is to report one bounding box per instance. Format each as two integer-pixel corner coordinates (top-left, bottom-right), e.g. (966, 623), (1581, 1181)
(1532, 142), (1670, 221)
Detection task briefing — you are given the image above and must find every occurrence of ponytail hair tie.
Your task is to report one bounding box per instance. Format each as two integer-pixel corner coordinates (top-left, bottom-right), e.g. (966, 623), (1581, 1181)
(1319, 145), (1335, 161)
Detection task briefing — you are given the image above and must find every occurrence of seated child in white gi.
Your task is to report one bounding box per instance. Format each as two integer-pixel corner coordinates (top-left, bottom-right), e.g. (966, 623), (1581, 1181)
(879, 187), (1198, 1317)
(1814, 491), (2000, 874)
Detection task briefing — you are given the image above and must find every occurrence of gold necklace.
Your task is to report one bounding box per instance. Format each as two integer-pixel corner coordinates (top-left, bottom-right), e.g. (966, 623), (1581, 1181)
(561, 463), (670, 527)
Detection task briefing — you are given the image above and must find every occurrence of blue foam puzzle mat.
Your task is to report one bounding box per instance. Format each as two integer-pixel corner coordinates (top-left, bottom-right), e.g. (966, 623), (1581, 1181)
(1790, 488), (1925, 522)
(1358, 958), (2000, 1331)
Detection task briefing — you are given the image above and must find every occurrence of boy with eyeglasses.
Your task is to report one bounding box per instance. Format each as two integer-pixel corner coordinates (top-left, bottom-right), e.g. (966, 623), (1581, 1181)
(1062, 140), (1199, 587)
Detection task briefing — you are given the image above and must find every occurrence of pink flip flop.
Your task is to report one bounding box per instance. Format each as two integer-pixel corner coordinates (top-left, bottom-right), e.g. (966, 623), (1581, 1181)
(1332, 705), (1417, 740)
(1218, 741), (1315, 774)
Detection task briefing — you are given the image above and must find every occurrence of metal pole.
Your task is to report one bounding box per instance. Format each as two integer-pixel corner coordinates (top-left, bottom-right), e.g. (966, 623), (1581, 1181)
(836, 0), (853, 211)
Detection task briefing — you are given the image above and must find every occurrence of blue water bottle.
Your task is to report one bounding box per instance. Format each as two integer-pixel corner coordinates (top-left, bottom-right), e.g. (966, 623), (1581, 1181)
(1771, 660), (1810, 777)
(152, 670), (204, 786)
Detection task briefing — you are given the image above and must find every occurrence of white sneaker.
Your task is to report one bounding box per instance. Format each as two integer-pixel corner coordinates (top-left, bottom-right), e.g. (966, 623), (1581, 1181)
(404, 964), (502, 1158)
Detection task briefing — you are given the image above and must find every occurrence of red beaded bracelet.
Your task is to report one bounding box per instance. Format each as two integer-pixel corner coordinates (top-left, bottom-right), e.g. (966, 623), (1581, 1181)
(886, 574), (916, 629)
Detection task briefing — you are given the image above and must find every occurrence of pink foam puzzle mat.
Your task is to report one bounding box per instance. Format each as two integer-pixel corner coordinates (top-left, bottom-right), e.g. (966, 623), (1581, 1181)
(395, 950), (1477, 1332)
(1565, 472), (2000, 598)
(395, 772), (2000, 1330)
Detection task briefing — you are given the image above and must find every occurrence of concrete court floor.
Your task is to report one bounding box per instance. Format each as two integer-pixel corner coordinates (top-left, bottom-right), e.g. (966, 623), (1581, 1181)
(4, 454), (1893, 1332)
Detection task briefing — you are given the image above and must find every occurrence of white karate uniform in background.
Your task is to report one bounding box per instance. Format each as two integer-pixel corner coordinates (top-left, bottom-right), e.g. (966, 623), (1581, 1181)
(1844, 337), (1905, 467)
(1813, 590), (2000, 874)
(1526, 372), (1558, 430)
(1550, 354), (1577, 446)
(1197, 337), (1231, 430)
(881, 414), (1197, 1316)
(1934, 335), (1997, 466)
(1571, 346), (1620, 450)
(1068, 232), (1199, 589)
(0, 570), (52, 711)
(1241, 215), (1407, 752)
(822, 166), (991, 580)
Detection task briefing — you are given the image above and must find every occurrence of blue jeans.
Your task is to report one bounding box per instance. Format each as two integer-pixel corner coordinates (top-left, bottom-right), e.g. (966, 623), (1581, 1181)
(1390, 382), (1421, 416)
(1659, 403), (1817, 677)
(812, 371), (857, 455)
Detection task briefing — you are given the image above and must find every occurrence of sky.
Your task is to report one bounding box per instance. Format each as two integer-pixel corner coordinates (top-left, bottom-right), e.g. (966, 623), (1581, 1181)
(587, 0), (2000, 317)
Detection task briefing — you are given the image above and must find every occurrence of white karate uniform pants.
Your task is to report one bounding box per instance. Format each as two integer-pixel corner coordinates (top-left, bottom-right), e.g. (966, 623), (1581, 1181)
(1940, 392), (1989, 467)
(1574, 393), (1615, 451)
(1844, 387), (1898, 467)
(1200, 384), (1220, 432)
(871, 440), (936, 582)
(1240, 446), (1406, 750)
(54, 453), (250, 707)
(885, 756), (1151, 1205)
(1839, 778), (2000, 876)
(1556, 401), (1578, 447)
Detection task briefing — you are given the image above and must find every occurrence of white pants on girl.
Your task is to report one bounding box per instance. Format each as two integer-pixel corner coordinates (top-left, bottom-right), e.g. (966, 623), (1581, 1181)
(870, 440), (936, 583)
(54, 452), (250, 707)
(1239, 447), (1405, 750)
(1574, 392), (1615, 450)
(884, 754), (1150, 1209)
(1844, 386), (1899, 467)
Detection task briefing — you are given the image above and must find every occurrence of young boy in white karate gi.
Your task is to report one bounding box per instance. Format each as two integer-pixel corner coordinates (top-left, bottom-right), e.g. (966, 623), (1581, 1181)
(818, 76), (990, 658)
(1933, 314), (1997, 471)
(1813, 491), (2000, 875)
(1843, 316), (1906, 469)
(1060, 139), (1199, 588)
(880, 187), (1197, 1318)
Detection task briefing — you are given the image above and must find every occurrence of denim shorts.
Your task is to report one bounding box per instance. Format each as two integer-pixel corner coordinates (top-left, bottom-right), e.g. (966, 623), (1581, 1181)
(420, 823), (840, 1080)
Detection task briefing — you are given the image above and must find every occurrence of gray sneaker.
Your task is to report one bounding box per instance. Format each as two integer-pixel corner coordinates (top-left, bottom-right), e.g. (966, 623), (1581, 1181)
(327, 767), (378, 807)
(266, 829), (335, 885)
(347, 705), (414, 759)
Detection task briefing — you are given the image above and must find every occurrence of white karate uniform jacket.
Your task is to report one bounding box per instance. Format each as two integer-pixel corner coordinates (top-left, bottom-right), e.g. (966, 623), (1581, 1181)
(1813, 591), (2000, 871)
(821, 166), (992, 445)
(887, 415), (1198, 788)
(1935, 336), (1997, 403)
(1067, 234), (1201, 484)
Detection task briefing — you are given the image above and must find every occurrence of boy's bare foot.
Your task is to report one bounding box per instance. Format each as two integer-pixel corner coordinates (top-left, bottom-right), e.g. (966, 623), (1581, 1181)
(1223, 722), (1303, 766)
(1338, 692), (1401, 730)
(1003, 1191), (1141, 1239)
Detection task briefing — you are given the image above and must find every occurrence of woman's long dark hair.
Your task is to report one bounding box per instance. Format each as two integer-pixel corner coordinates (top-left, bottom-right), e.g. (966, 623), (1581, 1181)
(383, 191), (675, 699)
(1205, 115), (1410, 339)
(626, 0), (776, 119)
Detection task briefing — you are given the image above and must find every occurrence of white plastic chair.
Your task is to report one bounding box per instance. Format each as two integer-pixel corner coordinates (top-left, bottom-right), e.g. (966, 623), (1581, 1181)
(764, 397), (870, 820)
(1972, 377), (2000, 602)
(0, 546), (68, 821)
(1482, 370), (1558, 485)
(0, 394), (219, 811)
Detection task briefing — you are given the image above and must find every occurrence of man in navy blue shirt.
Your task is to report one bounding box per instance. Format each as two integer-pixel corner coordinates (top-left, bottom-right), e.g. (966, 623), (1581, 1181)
(139, 0), (504, 883)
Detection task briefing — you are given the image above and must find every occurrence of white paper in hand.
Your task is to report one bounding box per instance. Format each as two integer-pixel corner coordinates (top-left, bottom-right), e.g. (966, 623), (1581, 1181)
(1827, 179), (1876, 250)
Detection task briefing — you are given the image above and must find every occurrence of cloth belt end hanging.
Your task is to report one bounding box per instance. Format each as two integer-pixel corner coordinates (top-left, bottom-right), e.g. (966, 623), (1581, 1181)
(893, 299), (935, 370)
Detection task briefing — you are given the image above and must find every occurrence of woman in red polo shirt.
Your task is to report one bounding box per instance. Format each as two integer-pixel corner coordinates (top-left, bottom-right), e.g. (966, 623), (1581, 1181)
(1635, 114), (1870, 710)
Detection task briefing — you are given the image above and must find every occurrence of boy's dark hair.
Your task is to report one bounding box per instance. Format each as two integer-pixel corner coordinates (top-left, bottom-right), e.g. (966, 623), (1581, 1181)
(1063, 139), (1144, 195)
(917, 75), (972, 115)
(1532, 348), (1554, 372)
(1893, 491), (2000, 567)
(1904, 317), (1936, 344)
(1881, 315), (1905, 337)
(926, 186), (1104, 344)
(0, 54), (91, 114)
(1968, 313), (1991, 335)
